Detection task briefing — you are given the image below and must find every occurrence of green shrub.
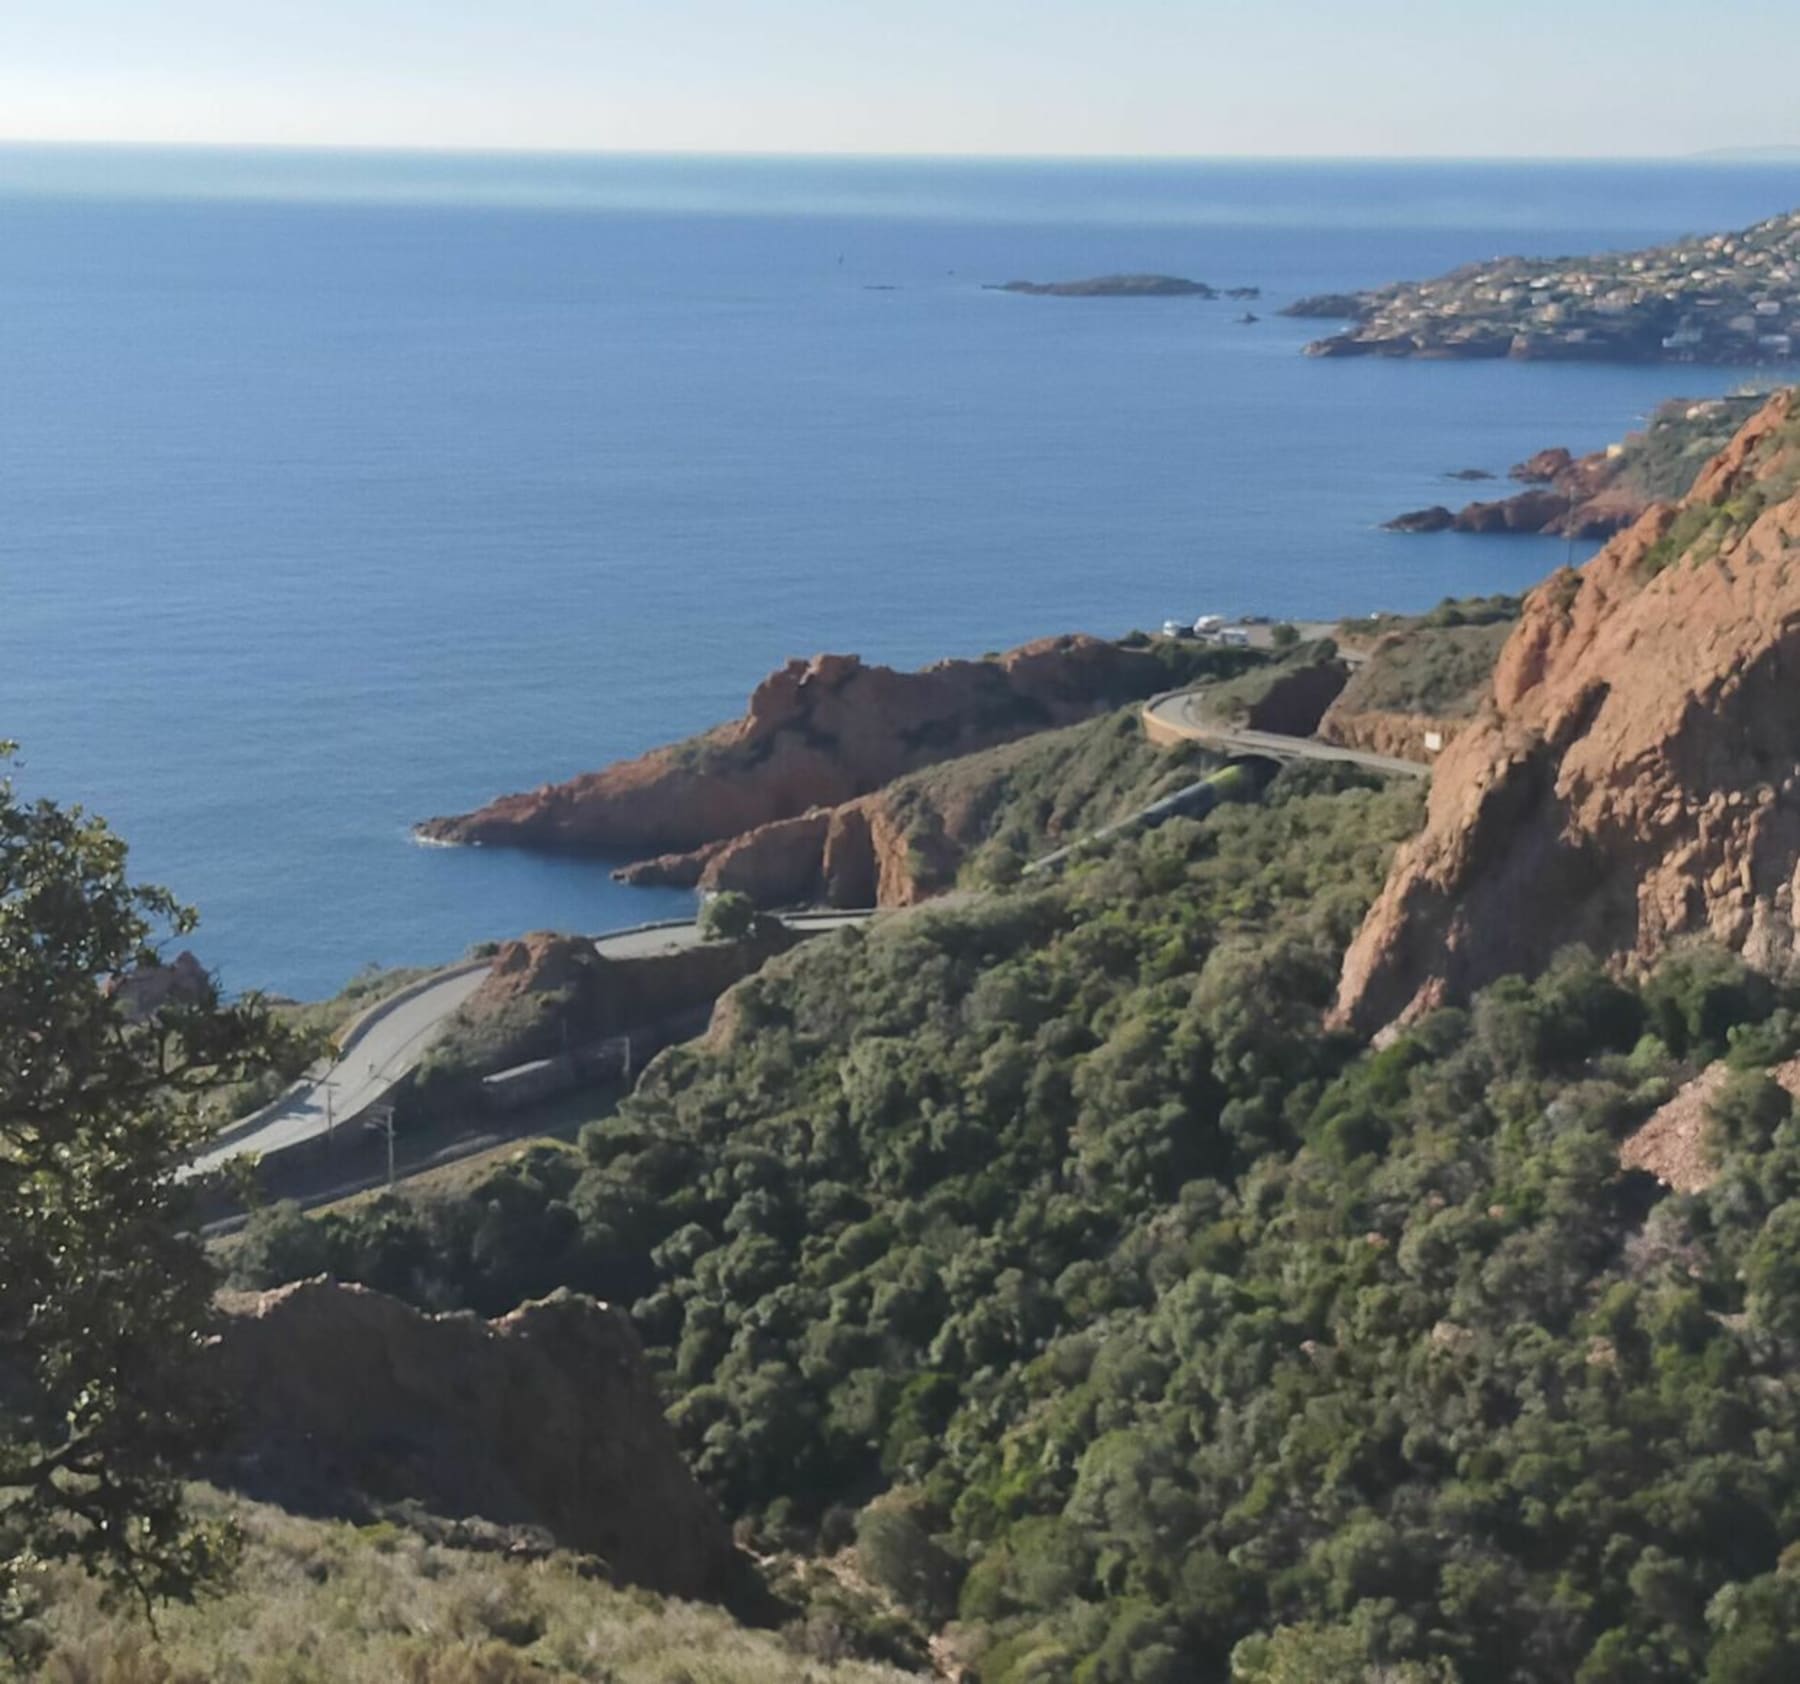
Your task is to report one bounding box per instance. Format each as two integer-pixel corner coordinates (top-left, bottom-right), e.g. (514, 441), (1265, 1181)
(856, 1495), (960, 1624)
(699, 891), (756, 942)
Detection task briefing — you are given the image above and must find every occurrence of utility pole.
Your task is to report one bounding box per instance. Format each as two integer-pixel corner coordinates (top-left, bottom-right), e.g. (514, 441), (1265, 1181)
(365, 1104), (397, 1188)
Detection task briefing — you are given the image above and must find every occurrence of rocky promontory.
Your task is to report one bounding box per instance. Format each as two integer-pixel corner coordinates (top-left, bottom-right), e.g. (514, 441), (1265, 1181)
(1280, 292), (1370, 321)
(417, 635), (1197, 868)
(1335, 388), (1800, 1035)
(1385, 487), (1599, 538)
(1383, 394), (1772, 540)
(619, 651), (1353, 906)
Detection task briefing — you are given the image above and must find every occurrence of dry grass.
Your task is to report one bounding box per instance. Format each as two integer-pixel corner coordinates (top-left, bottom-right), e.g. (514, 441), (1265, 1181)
(17, 1491), (919, 1684)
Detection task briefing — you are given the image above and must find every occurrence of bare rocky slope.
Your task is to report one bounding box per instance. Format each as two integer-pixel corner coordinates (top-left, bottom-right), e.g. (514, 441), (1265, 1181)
(1334, 388), (1800, 1035)
(208, 1279), (743, 1603)
(417, 635), (1191, 864)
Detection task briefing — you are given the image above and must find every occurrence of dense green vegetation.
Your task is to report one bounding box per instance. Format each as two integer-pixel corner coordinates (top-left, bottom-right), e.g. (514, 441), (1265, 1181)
(231, 754), (1800, 1681)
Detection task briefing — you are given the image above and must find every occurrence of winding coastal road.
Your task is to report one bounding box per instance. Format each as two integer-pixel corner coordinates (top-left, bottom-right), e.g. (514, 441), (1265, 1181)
(194, 641), (1421, 1182)
(191, 909), (875, 1176)
(1140, 689), (1431, 780)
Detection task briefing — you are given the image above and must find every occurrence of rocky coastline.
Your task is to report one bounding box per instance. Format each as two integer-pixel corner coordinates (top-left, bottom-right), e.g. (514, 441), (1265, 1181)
(1383, 394), (1772, 540)
(416, 634), (1219, 900)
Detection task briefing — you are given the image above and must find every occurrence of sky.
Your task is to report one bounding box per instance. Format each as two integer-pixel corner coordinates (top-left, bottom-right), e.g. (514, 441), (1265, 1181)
(1, 0), (1795, 160)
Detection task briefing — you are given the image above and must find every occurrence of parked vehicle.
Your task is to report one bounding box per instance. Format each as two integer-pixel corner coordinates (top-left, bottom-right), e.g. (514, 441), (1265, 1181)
(1192, 614), (1224, 635)
(1161, 618), (1194, 639)
(1215, 627), (1251, 647)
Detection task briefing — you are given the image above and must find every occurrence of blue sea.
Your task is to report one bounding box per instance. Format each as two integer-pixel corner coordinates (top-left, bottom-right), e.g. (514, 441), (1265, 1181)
(3, 149), (1796, 996)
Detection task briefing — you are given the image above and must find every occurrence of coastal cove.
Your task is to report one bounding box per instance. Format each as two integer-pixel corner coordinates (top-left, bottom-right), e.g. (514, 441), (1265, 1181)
(3, 151), (1798, 996)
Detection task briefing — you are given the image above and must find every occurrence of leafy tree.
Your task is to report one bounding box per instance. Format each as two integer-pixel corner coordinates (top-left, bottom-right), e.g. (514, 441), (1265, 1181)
(1704, 1572), (1800, 1683)
(855, 1492), (960, 1623)
(699, 891), (756, 942)
(1642, 945), (1771, 1060)
(0, 755), (300, 1634)
(1706, 1070), (1791, 1156)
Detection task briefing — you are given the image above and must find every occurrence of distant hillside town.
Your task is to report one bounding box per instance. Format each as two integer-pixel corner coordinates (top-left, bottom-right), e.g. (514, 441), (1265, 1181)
(1287, 207), (1800, 363)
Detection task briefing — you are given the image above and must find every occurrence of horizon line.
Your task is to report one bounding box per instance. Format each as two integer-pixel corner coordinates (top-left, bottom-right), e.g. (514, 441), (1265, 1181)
(1, 135), (1796, 167)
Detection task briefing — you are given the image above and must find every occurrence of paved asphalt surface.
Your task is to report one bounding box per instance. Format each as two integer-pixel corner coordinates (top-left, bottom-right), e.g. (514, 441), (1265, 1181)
(1142, 689), (1432, 779)
(191, 908), (874, 1174)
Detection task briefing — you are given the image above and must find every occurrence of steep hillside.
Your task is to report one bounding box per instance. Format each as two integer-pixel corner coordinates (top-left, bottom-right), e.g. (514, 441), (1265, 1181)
(1336, 388), (1800, 1035)
(231, 777), (1800, 1682)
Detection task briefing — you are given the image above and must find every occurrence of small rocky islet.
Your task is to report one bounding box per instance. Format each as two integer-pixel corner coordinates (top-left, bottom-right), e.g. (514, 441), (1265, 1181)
(987, 273), (1259, 299)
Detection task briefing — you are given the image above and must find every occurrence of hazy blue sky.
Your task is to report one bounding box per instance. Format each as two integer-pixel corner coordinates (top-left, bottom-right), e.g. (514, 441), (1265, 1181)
(3, 0), (1794, 159)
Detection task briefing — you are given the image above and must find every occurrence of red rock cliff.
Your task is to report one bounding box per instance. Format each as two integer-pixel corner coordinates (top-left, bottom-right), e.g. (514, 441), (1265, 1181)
(417, 635), (1174, 854)
(1334, 389), (1800, 1036)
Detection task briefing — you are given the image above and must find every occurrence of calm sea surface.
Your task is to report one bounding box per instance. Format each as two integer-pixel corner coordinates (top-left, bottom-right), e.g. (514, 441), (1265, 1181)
(3, 150), (1796, 995)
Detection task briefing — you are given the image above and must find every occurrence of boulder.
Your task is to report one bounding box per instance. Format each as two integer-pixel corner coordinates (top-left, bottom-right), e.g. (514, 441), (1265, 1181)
(107, 950), (211, 1022)
(1510, 446), (1575, 483)
(208, 1280), (742, 1601)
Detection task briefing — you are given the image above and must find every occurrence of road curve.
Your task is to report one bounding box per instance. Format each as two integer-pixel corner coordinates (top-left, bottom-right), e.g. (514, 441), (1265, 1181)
(1140, 690), (1431, 781)
(190, 908), (876, 1176)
